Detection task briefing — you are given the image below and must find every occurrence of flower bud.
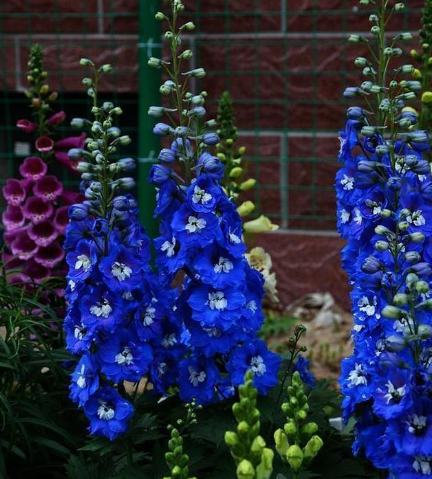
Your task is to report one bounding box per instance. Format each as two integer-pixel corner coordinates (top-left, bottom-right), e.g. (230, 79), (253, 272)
(237, 201), (255, 217)
(155, 11), (166, 21)
(148, 57), (163, 68)
(274, 429), (289, 459)
(240, 179), (257, 191)
(382, 305), (404, 319)
(408, 232), (425, 243)
(301, 422), (319, 436)
(405, 251), (421, 263)
(395, 3), (405, 11)
(183, 22), (195, 31)
(202, 133), (219, 146)
(303, 436), (324, 462)
(393, 293), (409, 306)
(415, 281), (430, 294)
(237, 460), (255, 479)
(244, 215), (279, 233)
(100, 64), (113, 73)
(79, 58), (94, 67)
(230, 167), (243, 178)
(180, 49), (193, 59)
(422, 91), (432, 104)
(419, 324), (432, 339)
(287, 445), (303, 472)
(183, 68), (206, 78)
(148, 106), (165, 117)
(375, 240), (389, 251)
(153, 122), (173, 136)
(385, 335), (407, 352)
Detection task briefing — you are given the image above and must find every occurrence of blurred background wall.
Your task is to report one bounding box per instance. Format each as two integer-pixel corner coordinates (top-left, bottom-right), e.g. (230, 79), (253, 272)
(0, 0), (424, 308)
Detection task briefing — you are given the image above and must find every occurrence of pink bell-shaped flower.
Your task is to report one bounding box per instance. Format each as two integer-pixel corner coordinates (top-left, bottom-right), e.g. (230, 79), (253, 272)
(19, 156), (48, 181)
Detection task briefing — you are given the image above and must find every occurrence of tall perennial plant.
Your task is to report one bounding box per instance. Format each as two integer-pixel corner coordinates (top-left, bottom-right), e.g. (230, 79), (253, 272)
(337, 0), (432, 476)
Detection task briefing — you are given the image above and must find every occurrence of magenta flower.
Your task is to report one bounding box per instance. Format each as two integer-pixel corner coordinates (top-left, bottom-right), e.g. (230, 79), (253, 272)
(24, 259), (51, 283)
(35, 135), (54, 153)
(33, 175), (63, 202)
(3, 179), (26, 206)
(3, 226), (27, 249)
(2, 205), (25, 231)
(23, 196), (54, 224)
(54, 133), (86, 171)
(60, 189), (84, 206)
(34, 241), (65, 268)
(47, 111), (66, 127)
(19, 156), (48, 181)
(17, 119), (37, 134)
(54, 206), (69, 234)
(8, 272), (32, 286)
(11, 231), (39, 260)
(2, 251), (24, 269)
(28, 220), (59, 247)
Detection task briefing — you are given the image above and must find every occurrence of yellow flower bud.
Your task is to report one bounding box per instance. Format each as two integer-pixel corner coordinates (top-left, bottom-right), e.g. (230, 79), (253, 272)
(243, 215), (278, 233)
(422, 91), (432, 104)
(256, 448), (274, 479)
(237, 460), (255, 479)
(217, 152), (226, 161)
(303, 435), (324, 462)
(274, 429), (289, 460)
(237, 201), (255, 217)
(226, 138), (234, 146)
(413, 68), (422, 79)
(239, 178), (257, 191)
(286, 445), (303, 472)
(230, 166), (243, 178)
(238, 146), (246, 155)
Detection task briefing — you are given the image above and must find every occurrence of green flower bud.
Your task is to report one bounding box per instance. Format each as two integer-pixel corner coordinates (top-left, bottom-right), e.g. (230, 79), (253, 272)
(225, 431), (239, 447)
(79, 58), (94, 67)
(237, 201), (255, 217)
(301, 422), (318, 436)
(274, 429), (289, 459)
(418, 324), (432, 339)
(395, 2), (405, 11)
(239, 179), (257, 191)
(422, 91), (432, 104)
(230, 167), (243, 178)
(284, 422), (297, 436)
(148, 57), (163, 68)
(393, 293), (409, 306)
(418, 299), (432, 311)
(303, 435), (324, 462)
(256, 448), (274, 479)
(100, 64), (113, 73)
(183, 68), (206, 78)
(286, 445), (303, 472)
(415, 281), (430, 294)
(82, 77), (92, 87)
(375, 240), (389, 251)
(183, 22), (195, 31)
(237, 460), (255, 479)
(354, 57), (368, 67)
(155, 11), (166, 20)
(180, 49), (193, 59)
(371, 26), (380, 35)
(382, 305), (404, 319)
(408, 232), (425, 243)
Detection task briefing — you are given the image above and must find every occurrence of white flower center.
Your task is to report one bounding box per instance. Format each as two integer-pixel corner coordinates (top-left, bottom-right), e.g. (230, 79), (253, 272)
(203, 327), (222, 338)
(90, 299), (112, 318)
(413, 456), (432, 475)
(347, 363), (368, 387)
(372, 205), (382, 215)
(162, 333), (177, 348)
(247, 300), (257, 313)
(188, 367), (206, 387)
(69, 279), (76, 291)
(207, 291), (227, 310)
(185, 215), (206, 233)
(192, 186), (212, 205)
(74, 324), (85, 340)
(229, 231), (241, 244)
(358, 296), (378, 317)
(341, 174), (354, 191)
(408, 414), (427, 434)
(97, 400), (115, 421)
(353, 208), (362, 225)
(142, 306), (156, 326)
(158, 362), (168, 377)
(115, 346), (134, 365)
(384, 380), (407, 404)
(340, 209), (350, 224)
(250, 355), (267, 377)
(111, 261), (132, 281)
(407, 210), (426, 227)
(214, 257), (233, 274)
(161, 237), (176, 257)
(77, 364), (86, 388)
(75, 254), (91, 271)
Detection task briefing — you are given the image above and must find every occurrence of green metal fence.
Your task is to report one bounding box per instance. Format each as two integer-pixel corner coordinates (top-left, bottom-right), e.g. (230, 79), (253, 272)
(0, 0), (424, 233)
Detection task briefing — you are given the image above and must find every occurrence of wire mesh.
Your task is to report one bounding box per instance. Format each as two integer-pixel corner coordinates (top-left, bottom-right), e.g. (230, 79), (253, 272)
(0, 0), (425, 232)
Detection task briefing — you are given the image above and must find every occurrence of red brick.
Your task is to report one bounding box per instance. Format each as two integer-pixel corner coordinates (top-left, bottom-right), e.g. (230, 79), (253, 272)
(103, 0), (138, 34)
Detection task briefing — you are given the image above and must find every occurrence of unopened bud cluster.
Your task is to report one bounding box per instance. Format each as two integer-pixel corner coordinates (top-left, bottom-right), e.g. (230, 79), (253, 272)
(274, 371), (323, 476)
(225, 371), (274, 479)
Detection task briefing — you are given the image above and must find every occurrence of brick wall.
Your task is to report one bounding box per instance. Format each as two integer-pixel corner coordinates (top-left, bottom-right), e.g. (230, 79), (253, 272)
(0, 0), (425, 308)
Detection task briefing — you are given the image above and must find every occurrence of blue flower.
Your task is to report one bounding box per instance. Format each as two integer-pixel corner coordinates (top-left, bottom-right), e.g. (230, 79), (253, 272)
(99, 243), (142, 291)
(69, 354), (100, 406)
(66, 239), (98, 283)
(83, 386), (134, 440)
(188, 284), (245, 331)
(227, 339), (281, 394)
(80, 285), (123, 333)
(171, 204), (218, 248)
(97, 330), (153, 383)
(187, 175), (221, 213)
(373, 368), (413, 420)
(178, 356), (220, 404)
